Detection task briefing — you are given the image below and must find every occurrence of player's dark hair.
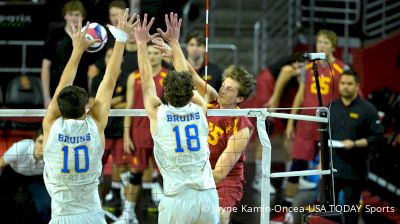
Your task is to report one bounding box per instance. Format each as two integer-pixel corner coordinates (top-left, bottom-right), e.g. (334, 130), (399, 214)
(341, 69), (360, 83)
(109, 0), (127, 10)
(223, 65), (256, 99)
(57, 85), (88, 119)
(185, 31), (206, 46)
(62, 0), (86, 17)
(164, 71), (194, 107)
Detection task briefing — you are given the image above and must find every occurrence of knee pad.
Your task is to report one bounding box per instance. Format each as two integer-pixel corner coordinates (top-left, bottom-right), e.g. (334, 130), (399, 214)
(129, 172), (143, 185)
(288, 159), (308, 183)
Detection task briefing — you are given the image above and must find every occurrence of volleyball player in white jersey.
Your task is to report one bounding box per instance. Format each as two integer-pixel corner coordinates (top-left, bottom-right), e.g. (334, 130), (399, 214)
(42, 9), (137, 224)
(133, 13), (219, 223)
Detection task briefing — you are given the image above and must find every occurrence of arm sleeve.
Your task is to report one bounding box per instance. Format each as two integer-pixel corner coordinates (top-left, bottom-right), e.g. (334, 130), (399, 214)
(3, 143), (19, 164)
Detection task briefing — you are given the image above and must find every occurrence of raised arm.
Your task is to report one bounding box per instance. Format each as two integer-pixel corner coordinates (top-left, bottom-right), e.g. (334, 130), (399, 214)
(151, 37), (217, 102)
(134, 14), (161, 119)
(89, 9), (137, 130)
(43, 19), (98, 131)
(187, 60), (218, 102)
(156, 12), (217, 105)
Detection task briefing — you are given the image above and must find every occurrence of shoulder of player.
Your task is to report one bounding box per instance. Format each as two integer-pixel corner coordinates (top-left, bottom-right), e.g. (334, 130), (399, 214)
(159, 68), (169, 78)
(326, 58), (346, 75)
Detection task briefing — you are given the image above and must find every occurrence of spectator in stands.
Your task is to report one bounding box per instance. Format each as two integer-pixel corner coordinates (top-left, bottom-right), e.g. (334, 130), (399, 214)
(41, 0), (104, 107)
(330, 70), (384, 223)
(185, 31), (223, 91)
(272, 29), (350, 223)
(0, 129), (50, 224)
(87, 1), (138, 95)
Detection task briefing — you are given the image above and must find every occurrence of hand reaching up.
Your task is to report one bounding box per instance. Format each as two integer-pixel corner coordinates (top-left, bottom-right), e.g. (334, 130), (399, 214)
(107, 8), (138, 42)
(157, 12), (182, 44)
(133, 14), (159, 44)
(66, 19), (99, 52)
(152, 37), (172, 58)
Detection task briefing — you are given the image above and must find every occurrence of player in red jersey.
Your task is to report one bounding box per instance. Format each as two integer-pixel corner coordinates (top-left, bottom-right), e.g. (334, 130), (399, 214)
(271, 29), (350, 224)
(192, 65), (255, 224)
(118, 43), (168, 223)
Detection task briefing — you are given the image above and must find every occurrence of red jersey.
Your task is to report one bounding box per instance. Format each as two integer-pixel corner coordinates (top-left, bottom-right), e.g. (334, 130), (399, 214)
(130, 68), (168, 149)
(302, 59), (346, 113)
(300, 60), (346, 140)
(207, 105), (254, 187)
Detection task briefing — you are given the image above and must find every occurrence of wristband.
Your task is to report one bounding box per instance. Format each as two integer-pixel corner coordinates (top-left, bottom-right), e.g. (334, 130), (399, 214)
(108, 25), (128, 43)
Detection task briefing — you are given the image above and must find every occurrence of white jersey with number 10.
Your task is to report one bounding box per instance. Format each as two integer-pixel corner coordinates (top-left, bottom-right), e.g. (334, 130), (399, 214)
(43, 115), (104, 216)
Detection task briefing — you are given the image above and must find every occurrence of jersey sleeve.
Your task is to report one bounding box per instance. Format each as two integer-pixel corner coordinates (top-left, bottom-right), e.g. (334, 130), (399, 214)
(3, 140), (29, 164)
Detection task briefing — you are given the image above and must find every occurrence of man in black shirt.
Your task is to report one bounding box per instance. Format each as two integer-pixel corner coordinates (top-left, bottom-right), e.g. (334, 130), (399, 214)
(330, 70), (384, 223)
(41, 0), (105, 107)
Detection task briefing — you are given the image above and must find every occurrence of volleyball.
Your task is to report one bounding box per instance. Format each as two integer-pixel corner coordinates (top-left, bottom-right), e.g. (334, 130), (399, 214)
(82, 22), (108, 53)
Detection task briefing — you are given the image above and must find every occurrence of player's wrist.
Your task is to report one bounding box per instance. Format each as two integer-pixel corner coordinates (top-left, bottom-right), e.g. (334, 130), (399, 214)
(108, 25), (128, 43)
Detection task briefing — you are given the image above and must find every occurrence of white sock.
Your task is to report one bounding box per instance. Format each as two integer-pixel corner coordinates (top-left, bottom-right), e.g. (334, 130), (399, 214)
(111, 181), (122, 189)
(285, 161), (292, 172)
(125, 201), (136, 211)
(255, 159), (262, 178)
(142, 182), (152, 189)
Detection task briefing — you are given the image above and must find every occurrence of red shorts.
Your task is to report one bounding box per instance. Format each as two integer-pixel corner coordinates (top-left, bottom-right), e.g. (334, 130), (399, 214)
(217, 185), (243, 209)
(291, 121), (319, 161)
(102, 138), (127, 166)
(129, 147), (158, 171)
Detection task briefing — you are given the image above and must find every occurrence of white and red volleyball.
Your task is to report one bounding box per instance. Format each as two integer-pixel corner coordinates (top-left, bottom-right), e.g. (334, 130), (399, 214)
(81, 23), (108, 53)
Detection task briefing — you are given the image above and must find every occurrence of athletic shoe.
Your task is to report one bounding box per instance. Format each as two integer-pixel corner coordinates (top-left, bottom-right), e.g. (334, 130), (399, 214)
(104, 191), (122, 215)
(298, 177), (317, 190)
(252, 178), (277, 194)
(270, 211), (294, 224)
(112, 211), (138, 224)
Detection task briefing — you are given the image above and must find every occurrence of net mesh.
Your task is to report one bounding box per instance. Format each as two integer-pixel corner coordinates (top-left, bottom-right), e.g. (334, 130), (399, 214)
(0, 108), (329, 223)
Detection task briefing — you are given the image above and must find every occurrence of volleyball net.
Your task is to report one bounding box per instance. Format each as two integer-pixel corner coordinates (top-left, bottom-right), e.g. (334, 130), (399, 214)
(0, 107), (333, 223)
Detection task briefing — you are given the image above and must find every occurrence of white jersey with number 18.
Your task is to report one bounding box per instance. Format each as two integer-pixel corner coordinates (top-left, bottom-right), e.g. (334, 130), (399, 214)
(153, 103), (216, 196)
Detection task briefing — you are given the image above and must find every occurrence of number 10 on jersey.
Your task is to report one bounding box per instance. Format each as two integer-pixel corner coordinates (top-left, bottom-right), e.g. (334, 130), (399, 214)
(61, 145), (89, 173)
(173, 124), (200, 152)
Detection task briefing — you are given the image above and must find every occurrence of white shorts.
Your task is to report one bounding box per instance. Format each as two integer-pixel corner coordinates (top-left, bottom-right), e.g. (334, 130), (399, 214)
(158, 188), (219, 224)
(49, 210), (106, 224)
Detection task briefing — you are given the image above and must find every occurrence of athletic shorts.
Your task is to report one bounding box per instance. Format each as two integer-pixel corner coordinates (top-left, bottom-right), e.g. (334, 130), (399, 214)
(129, 147), (158, 171)
(217, 185), (243, 209)
(291, 120), (319, 161)
(158, 188), (219, 224)
(49, 210), (106, 224)
(101, 138), (127, 166)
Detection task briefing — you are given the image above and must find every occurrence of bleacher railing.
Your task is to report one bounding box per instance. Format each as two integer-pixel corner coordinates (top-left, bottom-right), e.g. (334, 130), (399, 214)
(253, 0), (296, 74)
(0, 40), (44, 74)
(362, 0), (400, 37)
